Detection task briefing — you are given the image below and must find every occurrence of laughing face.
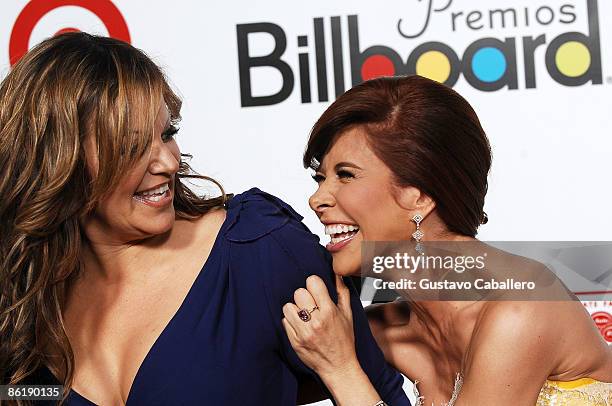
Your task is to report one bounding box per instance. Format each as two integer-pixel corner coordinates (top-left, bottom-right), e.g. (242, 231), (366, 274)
(309, 126), (416, 276)
(82, 98), (181, 245)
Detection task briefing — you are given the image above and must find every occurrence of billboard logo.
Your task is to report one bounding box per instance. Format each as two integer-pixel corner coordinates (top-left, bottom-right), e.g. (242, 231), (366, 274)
(9, 0), (130, 66)
(236, 0), (603, 107)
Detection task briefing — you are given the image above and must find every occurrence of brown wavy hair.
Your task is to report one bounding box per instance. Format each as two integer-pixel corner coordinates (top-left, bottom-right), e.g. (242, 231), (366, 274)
(0, 32), (227, 403)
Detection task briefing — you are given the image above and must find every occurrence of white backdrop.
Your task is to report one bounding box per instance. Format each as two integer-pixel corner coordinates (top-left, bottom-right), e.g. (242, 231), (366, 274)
(1, 0), (610, 241)
(1, 0), (610, 403)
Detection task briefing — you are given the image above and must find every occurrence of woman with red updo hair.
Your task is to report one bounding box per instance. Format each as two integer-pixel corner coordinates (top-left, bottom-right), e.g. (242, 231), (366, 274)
(282, 75), (612, 406)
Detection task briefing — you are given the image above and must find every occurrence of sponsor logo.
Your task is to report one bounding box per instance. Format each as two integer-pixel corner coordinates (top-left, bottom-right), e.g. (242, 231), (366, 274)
(9, 0), (130, 66)
(237, 0), (603, 107)
(592, 311), (612, 329)
(584, 302), (612, 344)
(592, 311), (612, 342)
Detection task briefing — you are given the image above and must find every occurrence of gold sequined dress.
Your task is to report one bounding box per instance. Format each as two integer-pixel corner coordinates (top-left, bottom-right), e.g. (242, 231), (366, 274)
(414, 374), (612, 406)
(537, 378), (612, 406)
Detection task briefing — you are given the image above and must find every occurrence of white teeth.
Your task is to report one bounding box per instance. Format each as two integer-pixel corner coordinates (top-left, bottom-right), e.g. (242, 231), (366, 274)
(137, 183), (169, 196)
(134, 193), (164, 203)
(324, 224), (359, 236)
(330, 232), (357, 244)
(324, 222), (360, 246)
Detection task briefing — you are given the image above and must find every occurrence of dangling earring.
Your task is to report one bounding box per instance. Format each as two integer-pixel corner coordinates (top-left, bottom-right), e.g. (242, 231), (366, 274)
(411, 213), (424, 254)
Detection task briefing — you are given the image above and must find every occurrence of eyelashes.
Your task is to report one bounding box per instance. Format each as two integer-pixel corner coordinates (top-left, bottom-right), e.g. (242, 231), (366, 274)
(336, 170), (354, 179)
(311, 173), (325, 183)
(161, 125), (179, 142)
(311, 170), (355, 184)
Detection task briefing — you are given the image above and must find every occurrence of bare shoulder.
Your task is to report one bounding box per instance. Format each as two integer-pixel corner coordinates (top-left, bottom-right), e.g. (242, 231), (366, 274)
(470, 301), (559, 356)
(468, 300), (611, 380)
(454, 302), (560, 403)
(172, 207), (227, 244)
(470, 302), (561, 370)
(191, 206), (227, 230)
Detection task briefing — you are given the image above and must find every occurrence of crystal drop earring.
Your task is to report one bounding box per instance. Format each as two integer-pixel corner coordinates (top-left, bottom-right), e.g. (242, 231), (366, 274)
(411, 213), (424, 254)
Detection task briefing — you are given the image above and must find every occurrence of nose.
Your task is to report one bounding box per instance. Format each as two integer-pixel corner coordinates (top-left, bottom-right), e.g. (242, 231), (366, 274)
(309, 184), (335, 216)
(148, 138), (180, 176)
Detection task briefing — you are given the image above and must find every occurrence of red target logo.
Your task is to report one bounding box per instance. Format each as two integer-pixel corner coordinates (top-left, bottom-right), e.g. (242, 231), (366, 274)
(591, 311), (612, 343)
(603, 325), (612, 343)
(9, 0), (130, 66)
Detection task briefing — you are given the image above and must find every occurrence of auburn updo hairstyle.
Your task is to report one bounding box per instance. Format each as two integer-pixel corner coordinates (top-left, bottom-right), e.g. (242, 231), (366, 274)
(304, 75), (491, 237)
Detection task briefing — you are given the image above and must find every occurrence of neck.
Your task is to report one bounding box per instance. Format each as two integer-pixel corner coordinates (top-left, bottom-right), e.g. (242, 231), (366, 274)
(408, 299), (484, 371)
(425, 222), (476, 242)
(379, 216), (484, 374)
(79, 222), (172, 285)
(399, 229), (482, 368)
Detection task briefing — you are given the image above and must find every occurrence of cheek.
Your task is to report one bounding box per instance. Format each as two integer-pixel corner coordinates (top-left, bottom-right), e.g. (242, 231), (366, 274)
(336, 182), (375, 221)
(96, 191), (132, 221)
(337, 182), (398, 238)
(95, 170), (145, 218)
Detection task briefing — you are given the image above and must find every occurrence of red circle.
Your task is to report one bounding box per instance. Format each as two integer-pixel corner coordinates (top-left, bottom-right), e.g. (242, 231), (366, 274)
(55, 27), (80, 35)
(361, 55), (396, 81)
(592, 311), (612, 329)
(603, 324), (612, 343)
(9, 0), (131, 66)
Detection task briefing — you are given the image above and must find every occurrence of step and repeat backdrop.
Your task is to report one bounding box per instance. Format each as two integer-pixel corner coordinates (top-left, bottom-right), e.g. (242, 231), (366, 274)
(1, 1), (610, 402)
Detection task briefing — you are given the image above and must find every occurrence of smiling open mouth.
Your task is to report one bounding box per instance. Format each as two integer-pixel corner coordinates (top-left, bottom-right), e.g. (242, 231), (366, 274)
(133, 183), (171, 205)
(325, 224), (360, 252)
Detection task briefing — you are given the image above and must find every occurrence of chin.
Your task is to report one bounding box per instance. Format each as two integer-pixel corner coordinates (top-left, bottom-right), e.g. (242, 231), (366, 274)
(331, 253), (362, 277)
(142, 212), (176, 236)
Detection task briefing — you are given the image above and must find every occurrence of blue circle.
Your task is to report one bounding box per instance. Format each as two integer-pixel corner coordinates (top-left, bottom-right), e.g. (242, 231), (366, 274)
(471, 47), (507, 83)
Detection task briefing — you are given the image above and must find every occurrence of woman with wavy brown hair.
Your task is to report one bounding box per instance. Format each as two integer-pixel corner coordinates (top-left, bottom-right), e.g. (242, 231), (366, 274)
(0, 33), (410, 405)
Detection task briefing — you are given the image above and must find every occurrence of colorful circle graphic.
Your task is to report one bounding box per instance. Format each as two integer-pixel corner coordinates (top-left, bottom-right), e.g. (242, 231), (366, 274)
(555, 41), (591, 78)
(471, 47), (507, 83)
(361, 55), (396, 81)
(415, 51), (451, 83)
(9, 0), (130, 66)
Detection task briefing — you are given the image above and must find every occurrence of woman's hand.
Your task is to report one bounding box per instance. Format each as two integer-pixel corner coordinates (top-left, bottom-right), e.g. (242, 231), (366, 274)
(283, 275), (384, 406)
(282, 274), (358, 379)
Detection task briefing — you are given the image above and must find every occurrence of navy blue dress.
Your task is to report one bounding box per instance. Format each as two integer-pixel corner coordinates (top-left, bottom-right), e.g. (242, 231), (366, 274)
(38, 188), (410, 405)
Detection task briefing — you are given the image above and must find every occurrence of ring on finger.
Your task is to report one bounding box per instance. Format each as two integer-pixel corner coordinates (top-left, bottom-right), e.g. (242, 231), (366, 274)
(297, 305), (319, 322)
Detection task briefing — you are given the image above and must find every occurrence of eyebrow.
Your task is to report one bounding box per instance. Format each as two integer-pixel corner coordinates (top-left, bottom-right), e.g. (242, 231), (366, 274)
(314, 161), (363, 173)
(334, 161), (363, 170)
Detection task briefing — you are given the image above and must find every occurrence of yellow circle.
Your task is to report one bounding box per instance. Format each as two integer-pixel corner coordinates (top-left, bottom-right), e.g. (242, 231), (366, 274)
(555, 41), (591, 77)
(416, 51), (451, 83)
